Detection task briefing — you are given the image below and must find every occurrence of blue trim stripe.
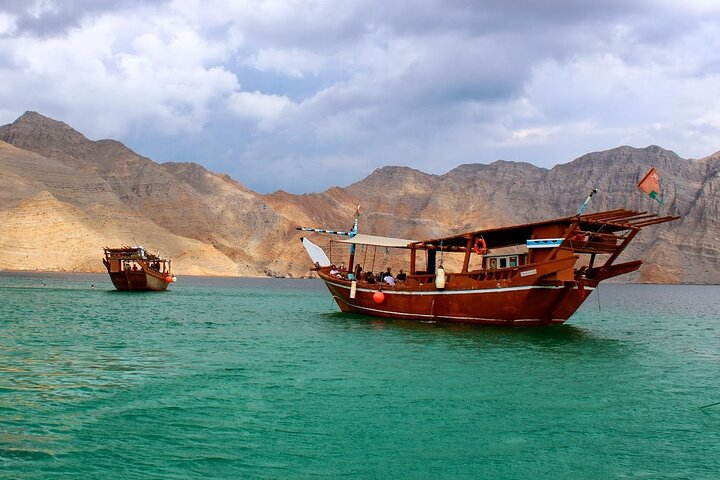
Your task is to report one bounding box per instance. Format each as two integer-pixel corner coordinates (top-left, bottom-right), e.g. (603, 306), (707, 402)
(526, 238), (564, 248)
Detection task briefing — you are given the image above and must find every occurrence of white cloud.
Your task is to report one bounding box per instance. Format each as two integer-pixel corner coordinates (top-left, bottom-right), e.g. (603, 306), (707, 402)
(0, 12), (16, 35)
(243, 47), (325, 78)
(227, 90), (291, 128)
(0, 5), (240, 137)
(26, 0), (57, 19)
(511, 126), (561, 143)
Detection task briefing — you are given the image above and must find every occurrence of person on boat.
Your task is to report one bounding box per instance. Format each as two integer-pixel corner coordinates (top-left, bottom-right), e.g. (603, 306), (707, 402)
(329, 267), (343, 278)
(365, 271), (375, 283)
(396, 269), (407, 281)
(383, 268), (395, 286)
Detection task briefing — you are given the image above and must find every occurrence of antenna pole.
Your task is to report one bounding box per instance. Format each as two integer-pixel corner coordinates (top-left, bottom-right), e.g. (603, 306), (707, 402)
(577, 188), (598, 215)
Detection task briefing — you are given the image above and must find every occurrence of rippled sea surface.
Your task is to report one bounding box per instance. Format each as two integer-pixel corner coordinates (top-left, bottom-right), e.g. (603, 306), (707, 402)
(1, 272), (719, 479)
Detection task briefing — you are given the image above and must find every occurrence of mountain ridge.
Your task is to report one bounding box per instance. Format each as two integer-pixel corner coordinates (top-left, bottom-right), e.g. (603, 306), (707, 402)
(0, 111), (716, 283)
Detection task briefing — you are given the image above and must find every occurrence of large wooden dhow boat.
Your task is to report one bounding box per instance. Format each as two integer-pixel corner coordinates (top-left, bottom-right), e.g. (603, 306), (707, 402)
(298, 209), (678, 326)
(102, 246), (176, 291)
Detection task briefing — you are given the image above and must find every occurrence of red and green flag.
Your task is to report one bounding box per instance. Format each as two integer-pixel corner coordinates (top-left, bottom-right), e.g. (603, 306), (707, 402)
(637, 167), (663, 204)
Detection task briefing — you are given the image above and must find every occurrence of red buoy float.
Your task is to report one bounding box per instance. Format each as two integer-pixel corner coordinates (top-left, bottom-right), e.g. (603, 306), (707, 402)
(373, 291), (385, 304)
(165, 275), (173, 283)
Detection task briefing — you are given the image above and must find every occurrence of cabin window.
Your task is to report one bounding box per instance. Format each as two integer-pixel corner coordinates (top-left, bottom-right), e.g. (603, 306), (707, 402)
(486, 254), (525, 270)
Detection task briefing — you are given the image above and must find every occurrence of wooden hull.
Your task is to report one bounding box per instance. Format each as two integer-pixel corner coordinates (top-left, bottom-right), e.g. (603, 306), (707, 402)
(105, 268), (169, 291)
(318, 273), (597, 326)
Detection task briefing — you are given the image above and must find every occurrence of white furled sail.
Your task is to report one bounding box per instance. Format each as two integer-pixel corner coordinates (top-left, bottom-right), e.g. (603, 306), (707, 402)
(301, 237), (332, 267)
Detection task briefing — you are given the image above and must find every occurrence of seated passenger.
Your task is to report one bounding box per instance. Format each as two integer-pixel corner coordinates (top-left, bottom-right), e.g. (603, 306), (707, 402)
(396, 269), (407, 281)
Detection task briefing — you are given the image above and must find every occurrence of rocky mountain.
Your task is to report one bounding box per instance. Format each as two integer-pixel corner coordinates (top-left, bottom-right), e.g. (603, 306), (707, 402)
(0, 111), (717, 283)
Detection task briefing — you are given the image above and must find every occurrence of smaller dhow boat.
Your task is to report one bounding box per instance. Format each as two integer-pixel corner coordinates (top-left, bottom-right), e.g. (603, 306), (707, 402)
(103, 246), (176, 291)
(298, 205), (678, 326)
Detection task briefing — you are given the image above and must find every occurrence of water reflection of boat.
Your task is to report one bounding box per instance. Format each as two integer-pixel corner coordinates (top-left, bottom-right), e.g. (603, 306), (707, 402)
(299, 209), (678, 326)
(102, 246), (175, 291)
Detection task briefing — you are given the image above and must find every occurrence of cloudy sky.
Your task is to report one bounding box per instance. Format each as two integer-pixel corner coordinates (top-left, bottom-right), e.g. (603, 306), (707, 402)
(1, 0), (720, 193)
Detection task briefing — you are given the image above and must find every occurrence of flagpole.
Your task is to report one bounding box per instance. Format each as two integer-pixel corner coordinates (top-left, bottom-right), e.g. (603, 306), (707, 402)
(577, 188), (598, 215)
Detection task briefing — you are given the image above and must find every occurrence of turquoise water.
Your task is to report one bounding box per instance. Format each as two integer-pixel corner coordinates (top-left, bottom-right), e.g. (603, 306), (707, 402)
(1, 272), (719, 479)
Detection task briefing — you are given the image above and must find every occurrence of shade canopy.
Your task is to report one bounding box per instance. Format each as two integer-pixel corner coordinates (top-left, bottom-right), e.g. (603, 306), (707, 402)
(409, 209), (679, 251)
